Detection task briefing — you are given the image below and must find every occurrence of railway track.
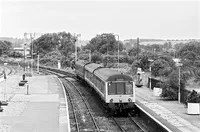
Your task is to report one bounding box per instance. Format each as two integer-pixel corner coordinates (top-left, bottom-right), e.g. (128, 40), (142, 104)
(40, 68), (151, 132)
(112, 115), (146, 132)
(69, 79), (120, 132)
(61, 78), (100, 132)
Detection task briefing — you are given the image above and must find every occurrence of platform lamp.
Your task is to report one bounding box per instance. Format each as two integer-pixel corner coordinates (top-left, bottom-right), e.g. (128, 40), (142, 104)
(173, 58), (183, 103)
(74, 33), (81, 62)
(1, 63), (8, 106)
(30, 33), (35, 76)
(37, 51), (40, 74)
(176, 61), (183, 103)
(114, 34), (120, 71)
(24, 32), (28, 73)
(148, 59), (154, 90)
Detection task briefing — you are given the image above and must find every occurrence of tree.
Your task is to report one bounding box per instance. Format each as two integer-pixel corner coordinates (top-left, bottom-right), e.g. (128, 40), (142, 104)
(40, 50), (62, 66)
(124, 41), (133, 52)
(131, 54), (150, 71)
(177, 41), (200, 82)
(178, 41), (200, 58)
(32, 31), (76, 58)
(128, 47), (141, 56)
(163, 41), (172, 50)
(82, 43), (96, 53)
(88, 33), (122, 54)
(0, 40), (12, 55)
(151, 59), (168, 77)
(91, 51), (102, 63)
(161, 69), (186, 100)
(131, 60), (141, 74)
(8, 51), (23, 58)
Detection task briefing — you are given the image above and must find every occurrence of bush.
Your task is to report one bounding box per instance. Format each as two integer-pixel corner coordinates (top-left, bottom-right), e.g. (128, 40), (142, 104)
(91, 51), (102, 63)
(127, 56), (135, 64)
(181, 89), (191, 103)
(8, 51), (23, 58)
(103, 56), (116, 67)
(155, 82), (163, 88)
(187, 90), (200, 103)
(78, 54), (89, 61)
(40, 50), (62, 67)
(1, 54), (8, 59)
(61, 56), (71, 67)
(161, 84), (178, 100)
(119, 55), (128, 63)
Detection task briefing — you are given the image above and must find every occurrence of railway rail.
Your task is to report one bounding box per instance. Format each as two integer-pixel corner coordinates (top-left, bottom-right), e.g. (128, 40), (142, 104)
(61, 78), (100, 132)
(40, 67), (152, 132)
(112, 115), (146, 132)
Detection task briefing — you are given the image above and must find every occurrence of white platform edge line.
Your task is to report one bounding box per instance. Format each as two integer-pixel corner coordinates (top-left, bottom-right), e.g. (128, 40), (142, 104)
(135, 103), (173, 132)
(57, 77), (71, 132)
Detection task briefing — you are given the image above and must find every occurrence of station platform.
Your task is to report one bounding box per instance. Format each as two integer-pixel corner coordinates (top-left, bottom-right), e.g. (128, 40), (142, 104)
(0, 72), (70, 132)
(136, 86), (200, 132)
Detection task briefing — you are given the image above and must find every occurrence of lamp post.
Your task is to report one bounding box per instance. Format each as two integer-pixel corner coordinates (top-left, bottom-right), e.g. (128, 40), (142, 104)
(153, 48), (156, 60)
(37, 52), (40, 74)
(30, 33), (33, 75)
(174, 58), (182, 103)
(24, 33), (28, 72)
(30, 33), (35, 76)
(74, 33), (81, 62)
(89, 50), (91, 62)
(176, 62), (183, 103)
(24, 43), (26, 72)
(114, 34), (119, 71)
(1, 63), (8, 106)
(149, 65), (152, 89)
(137, 37), (139, 60)
(148, 59), (154, 90)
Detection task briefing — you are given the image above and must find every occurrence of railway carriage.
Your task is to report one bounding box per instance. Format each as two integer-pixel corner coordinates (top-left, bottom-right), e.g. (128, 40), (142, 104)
(94, 68), (135, 113)
(75, 60), (89, 80)
(84, 63), (104, 98)
(83, 62), (136, 114)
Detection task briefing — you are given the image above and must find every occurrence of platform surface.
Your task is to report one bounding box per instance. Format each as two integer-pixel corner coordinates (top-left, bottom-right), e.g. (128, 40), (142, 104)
(0, 71), (70, 132)
(136, 86), (200, 132)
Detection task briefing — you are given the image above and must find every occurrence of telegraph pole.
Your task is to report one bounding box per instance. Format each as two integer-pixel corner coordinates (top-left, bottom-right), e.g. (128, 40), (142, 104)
(30, 33), (33, 75)
(1, 63), (8, 106)
(37, 52), (40, 74)
(116, 35), (119, 71)
(30, 32), (35, 76)
(137, 37), (139, 60)
(24, 33), (27, 73)
(89, 50), (91, 62)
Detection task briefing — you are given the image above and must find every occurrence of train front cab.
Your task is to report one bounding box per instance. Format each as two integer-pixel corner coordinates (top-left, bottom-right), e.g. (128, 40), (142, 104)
(105, 78), (136, 113)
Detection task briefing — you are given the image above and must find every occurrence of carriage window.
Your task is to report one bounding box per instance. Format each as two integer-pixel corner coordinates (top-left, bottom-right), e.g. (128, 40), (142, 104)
(126, 82), (133, 94)
(108, 83), (115, 95)
(101, 82), (104, 93)
(116, 83), (125, 94)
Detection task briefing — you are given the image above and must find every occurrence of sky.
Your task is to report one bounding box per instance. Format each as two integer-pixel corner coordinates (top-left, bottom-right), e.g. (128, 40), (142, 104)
(0, 0), (199, 40)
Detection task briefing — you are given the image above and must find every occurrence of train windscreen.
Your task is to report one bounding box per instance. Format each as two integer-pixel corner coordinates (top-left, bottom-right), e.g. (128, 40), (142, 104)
(125, 82), (133, 94)
(108, 82), (133, 95)
(116, 83), (124, 94)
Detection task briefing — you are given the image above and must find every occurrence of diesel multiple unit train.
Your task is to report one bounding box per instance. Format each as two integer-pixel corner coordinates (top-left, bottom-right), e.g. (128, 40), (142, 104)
(75, 60), (136, 114)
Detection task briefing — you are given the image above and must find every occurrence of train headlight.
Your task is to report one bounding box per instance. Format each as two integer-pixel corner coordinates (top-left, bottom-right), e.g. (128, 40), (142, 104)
(110, 99), (113, 103)
(128, 98), (132, 102)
